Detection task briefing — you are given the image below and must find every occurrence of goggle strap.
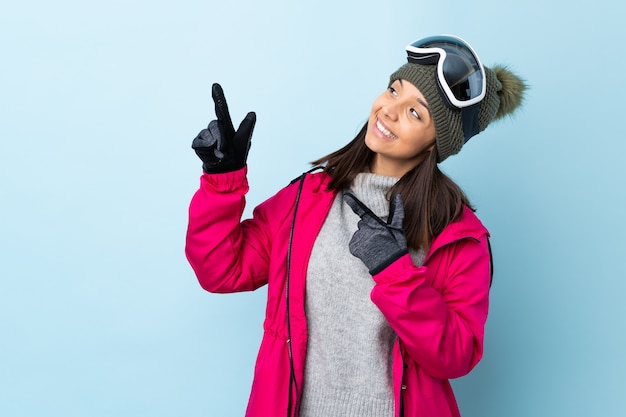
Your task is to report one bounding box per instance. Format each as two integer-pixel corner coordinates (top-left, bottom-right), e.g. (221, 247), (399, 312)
(461, 104), (480, 143)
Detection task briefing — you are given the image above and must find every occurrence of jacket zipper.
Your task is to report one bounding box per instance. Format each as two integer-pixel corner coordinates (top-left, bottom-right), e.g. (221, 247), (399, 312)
(398, 338), (406, 417)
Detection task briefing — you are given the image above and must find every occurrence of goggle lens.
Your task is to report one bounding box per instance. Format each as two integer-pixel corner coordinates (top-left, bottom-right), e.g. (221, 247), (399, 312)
(406, 35), (486, 108)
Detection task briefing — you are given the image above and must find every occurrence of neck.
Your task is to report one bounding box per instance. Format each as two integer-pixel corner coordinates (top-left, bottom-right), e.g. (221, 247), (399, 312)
(370, 154), (424, 178)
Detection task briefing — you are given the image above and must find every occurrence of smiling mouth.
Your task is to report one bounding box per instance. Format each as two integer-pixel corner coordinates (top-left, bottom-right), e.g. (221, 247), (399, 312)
(376, 118), (397, 140)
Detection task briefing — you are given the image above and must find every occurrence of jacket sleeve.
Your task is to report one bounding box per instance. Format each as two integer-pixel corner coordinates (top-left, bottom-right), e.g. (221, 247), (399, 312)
(369, 235), (491, 380)
(185, 167), (280, 293)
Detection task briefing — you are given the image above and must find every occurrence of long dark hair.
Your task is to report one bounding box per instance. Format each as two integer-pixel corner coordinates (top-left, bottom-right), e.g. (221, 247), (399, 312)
(311, 122), (473, 252)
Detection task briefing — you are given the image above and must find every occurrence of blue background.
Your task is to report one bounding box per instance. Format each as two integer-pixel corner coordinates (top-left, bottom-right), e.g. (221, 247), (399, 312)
(2, 1), (624, 416)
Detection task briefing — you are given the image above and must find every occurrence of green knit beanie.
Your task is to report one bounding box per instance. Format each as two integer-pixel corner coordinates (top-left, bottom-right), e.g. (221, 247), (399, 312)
(389, 62), (527, 162)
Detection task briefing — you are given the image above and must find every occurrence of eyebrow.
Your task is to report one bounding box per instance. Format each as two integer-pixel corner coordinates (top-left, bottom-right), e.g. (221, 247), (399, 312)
(417, 98), (433, 120)
(398, 79), (433, 120)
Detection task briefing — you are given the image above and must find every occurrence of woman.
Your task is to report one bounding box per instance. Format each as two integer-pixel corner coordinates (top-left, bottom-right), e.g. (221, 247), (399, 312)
(186, 35), (526, 417)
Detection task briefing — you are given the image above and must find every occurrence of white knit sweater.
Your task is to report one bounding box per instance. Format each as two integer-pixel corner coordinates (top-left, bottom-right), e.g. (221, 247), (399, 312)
(299, 173), (424, 417)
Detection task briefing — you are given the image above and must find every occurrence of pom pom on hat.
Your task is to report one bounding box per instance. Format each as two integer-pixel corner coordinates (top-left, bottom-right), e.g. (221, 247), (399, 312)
(492, 65), (527, 120)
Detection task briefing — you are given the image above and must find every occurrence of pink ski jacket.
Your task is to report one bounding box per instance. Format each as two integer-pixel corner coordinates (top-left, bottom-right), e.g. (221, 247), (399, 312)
(186, 167), (492, 417)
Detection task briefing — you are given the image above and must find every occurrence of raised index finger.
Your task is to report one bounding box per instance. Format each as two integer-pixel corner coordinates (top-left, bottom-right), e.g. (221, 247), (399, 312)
(211, 83), (235, 138)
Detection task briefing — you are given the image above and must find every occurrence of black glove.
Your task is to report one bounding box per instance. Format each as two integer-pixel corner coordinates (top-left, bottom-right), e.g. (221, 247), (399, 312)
(192, 83), (256, 173)
(343, 192), (409, 275)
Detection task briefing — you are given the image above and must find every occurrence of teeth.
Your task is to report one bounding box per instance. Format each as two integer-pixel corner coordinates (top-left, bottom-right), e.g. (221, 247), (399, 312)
(376, 119), (396, 139)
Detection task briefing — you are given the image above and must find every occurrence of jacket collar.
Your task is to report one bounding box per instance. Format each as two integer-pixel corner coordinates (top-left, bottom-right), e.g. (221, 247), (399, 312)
(307, 172), (488, 258)
(426, 206), (489, 260)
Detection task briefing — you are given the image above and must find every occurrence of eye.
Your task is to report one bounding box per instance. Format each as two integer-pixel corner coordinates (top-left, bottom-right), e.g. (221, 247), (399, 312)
(388, 86), (398, 96)
(410, 108), (421, 120)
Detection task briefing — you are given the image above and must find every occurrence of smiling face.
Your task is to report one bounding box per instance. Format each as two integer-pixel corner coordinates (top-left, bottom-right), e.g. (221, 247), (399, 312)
(364, 79), (437, 177)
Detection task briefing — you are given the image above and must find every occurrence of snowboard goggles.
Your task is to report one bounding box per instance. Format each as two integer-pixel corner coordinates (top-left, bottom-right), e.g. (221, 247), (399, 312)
(406, 35), (486, 109)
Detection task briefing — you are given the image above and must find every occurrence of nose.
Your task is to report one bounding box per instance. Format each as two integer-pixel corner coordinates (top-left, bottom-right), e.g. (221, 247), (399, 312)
(381, 100), (399, 121)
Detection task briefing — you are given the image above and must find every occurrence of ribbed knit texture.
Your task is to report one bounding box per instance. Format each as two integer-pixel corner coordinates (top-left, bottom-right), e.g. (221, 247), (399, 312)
(300, 173), (424, 417)
(389, 62), (503, 162)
